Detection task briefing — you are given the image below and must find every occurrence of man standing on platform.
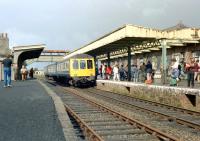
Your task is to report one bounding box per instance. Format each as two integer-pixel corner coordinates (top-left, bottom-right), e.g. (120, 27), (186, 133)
(2, 54), (12, 87)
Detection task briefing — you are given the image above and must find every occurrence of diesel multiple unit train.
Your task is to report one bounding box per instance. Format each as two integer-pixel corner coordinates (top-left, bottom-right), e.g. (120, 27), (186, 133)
(44, 54), (96, 86)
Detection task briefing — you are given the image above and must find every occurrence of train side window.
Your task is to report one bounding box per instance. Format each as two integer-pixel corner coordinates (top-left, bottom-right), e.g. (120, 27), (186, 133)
(73, 60), (79, 69)
(87, 60), (93, 69)
(80, 60), (86, 69)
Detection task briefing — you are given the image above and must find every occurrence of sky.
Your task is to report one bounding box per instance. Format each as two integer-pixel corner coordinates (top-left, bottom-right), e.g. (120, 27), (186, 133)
(0, 0), (199, 68)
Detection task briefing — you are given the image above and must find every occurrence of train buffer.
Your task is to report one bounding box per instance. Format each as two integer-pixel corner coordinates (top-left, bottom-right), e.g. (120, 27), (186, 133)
(0, 80), (77, 141)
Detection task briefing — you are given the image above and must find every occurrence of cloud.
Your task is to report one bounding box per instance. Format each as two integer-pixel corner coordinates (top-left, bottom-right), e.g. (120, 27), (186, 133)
(0, 0), (199, 51)
(5, 28), (44, 48)
(142, 8), (165, 17)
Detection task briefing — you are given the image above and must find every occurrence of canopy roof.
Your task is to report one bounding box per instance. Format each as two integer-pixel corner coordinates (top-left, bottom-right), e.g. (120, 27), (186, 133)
(64, 24), (200, 59)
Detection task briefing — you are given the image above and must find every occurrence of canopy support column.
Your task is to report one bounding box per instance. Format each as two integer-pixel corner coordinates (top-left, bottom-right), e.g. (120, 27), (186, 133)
(161, 39), (167, 84)
(107, 52), (110, 66)
(128, 46), (131, 81)
(93, 55), (98, 79)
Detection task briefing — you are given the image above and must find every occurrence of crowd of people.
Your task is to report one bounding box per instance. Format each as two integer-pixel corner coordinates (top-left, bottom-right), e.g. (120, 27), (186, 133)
(20, 65), (34, 81)
(98, 57), (200, 88)
(98, 61), (154, 84)
(170, 57), (200, 88)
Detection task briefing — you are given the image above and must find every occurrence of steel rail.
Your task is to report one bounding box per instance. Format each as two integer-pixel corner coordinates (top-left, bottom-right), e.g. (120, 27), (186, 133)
(64, 87), (180, 141)
(85, 89), (200, 131)
(65, 104), (104, 141)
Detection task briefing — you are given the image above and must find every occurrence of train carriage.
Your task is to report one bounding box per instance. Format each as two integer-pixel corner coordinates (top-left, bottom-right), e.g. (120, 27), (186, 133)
(44, 54), (96, 86)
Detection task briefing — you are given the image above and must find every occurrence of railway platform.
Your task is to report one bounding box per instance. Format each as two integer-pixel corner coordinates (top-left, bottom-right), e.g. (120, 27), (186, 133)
(96, 79), (200, 112)
(0, 80), (77, 141)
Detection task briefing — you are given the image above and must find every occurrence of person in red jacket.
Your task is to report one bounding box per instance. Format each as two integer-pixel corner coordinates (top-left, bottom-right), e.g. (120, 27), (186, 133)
(106, 65), (112, 80)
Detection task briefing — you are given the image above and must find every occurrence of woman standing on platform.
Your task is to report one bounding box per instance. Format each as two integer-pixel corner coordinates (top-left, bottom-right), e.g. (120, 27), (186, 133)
(21, 65), (27, 81)
(106, 65), (112, 80)
(194, 60), (200, 81)
(113, 64), (120, 81)
(131, 64), (138, 82)
(29, 68), (34, 79)
(102, 64), (106, 80)
(145, 61), (153, 84)
(186, 58), (196, 88)
(139, 63), (146, 83)
(170, 59), (179, 86)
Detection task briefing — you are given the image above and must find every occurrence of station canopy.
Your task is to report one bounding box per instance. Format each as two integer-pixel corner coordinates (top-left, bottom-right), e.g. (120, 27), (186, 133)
(64, 24), (200, 60)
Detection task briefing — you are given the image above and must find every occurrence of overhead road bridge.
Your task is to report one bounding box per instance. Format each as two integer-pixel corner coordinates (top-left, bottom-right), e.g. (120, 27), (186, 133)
(64, 23), (200, 83)
(25, 50), (68, 65)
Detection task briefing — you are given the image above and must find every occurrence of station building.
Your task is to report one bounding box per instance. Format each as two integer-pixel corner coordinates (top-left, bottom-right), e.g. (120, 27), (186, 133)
(99, 23), (200, 78)
(64, 22), (200, 80)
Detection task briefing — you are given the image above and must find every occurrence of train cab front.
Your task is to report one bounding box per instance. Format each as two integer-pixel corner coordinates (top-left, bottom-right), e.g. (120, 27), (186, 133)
(72, 76), (96, 87)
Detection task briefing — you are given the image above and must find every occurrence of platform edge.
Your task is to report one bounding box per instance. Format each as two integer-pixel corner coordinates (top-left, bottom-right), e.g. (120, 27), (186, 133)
(38, 80), (78, 141)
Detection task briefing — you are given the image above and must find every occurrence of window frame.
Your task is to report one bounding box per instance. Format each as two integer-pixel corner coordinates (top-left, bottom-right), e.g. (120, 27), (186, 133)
(72, 60), (79, 69)
(80, 60), (86, 69)
(87, 60), (93, 69)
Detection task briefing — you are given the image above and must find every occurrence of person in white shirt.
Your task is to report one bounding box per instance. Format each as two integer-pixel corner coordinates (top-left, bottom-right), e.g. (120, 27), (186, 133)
(113, 64), (120, 81)
(102, 64), (106, 80)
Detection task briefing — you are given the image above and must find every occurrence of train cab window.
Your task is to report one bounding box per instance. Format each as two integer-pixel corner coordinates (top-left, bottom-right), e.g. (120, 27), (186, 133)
(80, 60), (86, 69)
(73, 60), (79, 69)
(87, 60), (93, 69)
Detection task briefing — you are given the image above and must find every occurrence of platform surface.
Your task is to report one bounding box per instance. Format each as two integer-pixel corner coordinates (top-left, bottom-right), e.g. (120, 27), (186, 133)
(0, 80), (65, 141)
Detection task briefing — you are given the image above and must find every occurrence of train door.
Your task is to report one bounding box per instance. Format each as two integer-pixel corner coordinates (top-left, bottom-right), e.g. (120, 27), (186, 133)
(79, 59), (87, 76)
(70, 59), (79, 77)
(87, 59), (95, 76)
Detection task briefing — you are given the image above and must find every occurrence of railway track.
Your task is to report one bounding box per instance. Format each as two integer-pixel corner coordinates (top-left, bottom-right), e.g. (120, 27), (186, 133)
(61, 87), (180, 141)
(82, 88), (200, 131)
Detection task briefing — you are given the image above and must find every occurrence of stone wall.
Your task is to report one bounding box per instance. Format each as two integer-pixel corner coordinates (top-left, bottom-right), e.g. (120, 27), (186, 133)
(0, 33), (9, 56)
(96, 80), (200, 112)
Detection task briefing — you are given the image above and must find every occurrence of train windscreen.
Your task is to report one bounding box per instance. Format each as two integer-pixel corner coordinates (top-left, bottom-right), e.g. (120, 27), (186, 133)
(80, 60), (86, 69)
